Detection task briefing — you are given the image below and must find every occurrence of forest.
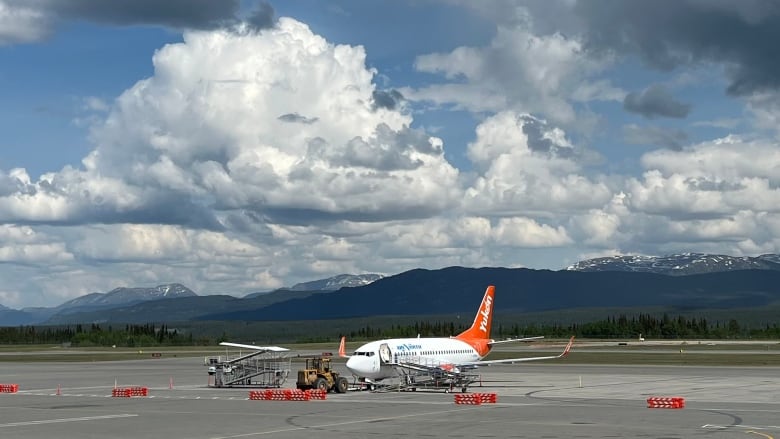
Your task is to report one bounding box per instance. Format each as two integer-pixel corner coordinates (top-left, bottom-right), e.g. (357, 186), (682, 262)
(1, 313), (779, 346)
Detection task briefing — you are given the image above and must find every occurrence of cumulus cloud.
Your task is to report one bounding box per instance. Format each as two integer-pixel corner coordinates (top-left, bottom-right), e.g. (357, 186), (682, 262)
(623, 84), (691, 119)
(6, 4), (780, 308)
(406, 24), (618, 129)
(627, 136), (780, 218)
(493, 217), (571, 247)
(0, 225), (73, 264)
(0, 16), (471, 306)
(463, 111), (612, 216)
(71, 18), (459, 226)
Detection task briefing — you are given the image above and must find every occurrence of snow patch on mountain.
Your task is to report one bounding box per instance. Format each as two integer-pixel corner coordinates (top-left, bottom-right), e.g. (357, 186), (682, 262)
(566, 253), (780, 275)
(56, 283), (197, 311)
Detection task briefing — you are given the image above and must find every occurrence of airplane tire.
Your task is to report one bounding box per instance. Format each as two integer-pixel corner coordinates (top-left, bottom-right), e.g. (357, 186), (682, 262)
(335, 377), (349, 393)
(314, 377), (328, 392)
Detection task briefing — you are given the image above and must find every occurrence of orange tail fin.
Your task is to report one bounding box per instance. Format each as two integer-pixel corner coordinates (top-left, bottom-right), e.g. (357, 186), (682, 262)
(455, 285), (495, 341)
(338, 336), (349, 358)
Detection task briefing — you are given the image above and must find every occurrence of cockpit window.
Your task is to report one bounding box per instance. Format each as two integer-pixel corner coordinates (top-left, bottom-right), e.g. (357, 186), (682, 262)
(352, 351), (375, 356)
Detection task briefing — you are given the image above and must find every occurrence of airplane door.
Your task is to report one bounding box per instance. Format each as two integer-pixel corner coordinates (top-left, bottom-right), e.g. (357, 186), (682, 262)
(379, 343), (392, 364)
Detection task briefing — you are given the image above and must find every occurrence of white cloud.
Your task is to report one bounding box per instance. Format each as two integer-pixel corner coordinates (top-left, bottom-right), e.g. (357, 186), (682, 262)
(5, 7), (780, 309)
(609, 136), (780, 255)
(1, 18), (461, 227)
(0, 1), (50, 45)
(0, 225), (73, 264)
(78, 19), (461, 222)
(569, 209), (622, 247)
(406, 23), (619, 130)
(0, 17), (469, 306)
(463, 111), (612, 216)
(493, 217), (571, 247)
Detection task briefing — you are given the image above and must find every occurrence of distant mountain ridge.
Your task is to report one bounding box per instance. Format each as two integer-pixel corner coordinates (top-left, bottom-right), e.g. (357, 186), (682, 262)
(288, 273), (384, 291)
(566, 253), (780, 275)
(0, 283), (196, 326)
(0, 275), (384, 325)
(3, 256), (780, 325)
(56, 283), (197, 311)
(201, 267), (780, 322)
(243, 274), (384, 298)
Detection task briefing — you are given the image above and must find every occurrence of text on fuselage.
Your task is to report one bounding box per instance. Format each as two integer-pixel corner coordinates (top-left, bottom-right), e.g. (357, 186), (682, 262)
(395, 344), (423, 351)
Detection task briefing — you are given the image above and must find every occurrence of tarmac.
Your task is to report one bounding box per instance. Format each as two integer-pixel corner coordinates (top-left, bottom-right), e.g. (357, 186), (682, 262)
(0, 356), (778, 438)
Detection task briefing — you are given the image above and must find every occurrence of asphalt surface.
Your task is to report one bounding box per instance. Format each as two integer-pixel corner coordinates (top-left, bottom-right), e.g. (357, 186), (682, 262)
(0, 356), (778, 438)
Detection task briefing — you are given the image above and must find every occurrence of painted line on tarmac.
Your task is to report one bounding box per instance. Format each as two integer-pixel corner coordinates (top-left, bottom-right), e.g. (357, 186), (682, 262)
(16, 392), (250, 401)
(0, 413), (138, 427)
(211, 407), (476, 439)
(703, 424), (780, 432)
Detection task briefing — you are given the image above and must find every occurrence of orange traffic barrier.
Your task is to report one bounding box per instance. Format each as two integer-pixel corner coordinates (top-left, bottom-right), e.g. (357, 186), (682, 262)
(248, 389), (326, 401)
(478, 393), (498, 404)
(112, 388), (131, 397)
(305, 389), (327, 400)
(454, 392), (497, 405)
(646, 396), (685, 409)
(0, 384), (19, 393)
(111, 386), (148, 397)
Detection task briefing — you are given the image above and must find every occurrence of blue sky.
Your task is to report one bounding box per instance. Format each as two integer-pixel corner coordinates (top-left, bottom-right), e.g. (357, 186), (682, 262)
(1, 0), (779, 308)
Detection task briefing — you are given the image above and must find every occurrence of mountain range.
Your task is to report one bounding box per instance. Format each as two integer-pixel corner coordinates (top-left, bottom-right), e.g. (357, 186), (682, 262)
(2, 253), (780, 326)
(0, 274), (383, 325)
(566, 253), (780, 275)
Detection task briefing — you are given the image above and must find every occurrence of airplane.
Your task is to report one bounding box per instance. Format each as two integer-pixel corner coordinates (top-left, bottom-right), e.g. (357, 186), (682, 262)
(339, 285), (574, 385)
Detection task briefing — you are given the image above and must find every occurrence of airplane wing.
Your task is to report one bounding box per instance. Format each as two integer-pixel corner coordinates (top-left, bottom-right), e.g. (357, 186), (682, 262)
(219, 342), (289, 352)
(488, 335), (545, 346)
(463, 336), (574, 366)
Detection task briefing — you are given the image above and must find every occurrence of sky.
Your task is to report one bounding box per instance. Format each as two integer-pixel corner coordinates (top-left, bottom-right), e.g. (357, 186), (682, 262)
(1, 0), (780, 308)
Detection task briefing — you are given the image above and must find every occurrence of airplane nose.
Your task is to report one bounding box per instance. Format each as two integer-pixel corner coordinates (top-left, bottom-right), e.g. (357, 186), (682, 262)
(345, 356), (358, 373)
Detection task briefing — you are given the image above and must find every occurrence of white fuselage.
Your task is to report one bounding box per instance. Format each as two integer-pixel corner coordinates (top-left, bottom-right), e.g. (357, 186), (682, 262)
(345, 337), (481, 380)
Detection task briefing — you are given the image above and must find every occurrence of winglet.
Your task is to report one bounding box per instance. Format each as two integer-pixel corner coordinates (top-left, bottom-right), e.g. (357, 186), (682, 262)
(560, 336), (575, 357)
(338, 336), (350, 358)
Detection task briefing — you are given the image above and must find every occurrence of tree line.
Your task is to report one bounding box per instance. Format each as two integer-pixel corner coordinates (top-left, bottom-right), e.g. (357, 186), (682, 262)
(346, 313), (780, 341)
(1, 314), (779, 346)
(0, 323), (198, 346)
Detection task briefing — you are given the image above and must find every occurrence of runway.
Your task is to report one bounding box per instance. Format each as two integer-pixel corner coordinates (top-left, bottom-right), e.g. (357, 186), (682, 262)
(0, 358), (778, 438)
